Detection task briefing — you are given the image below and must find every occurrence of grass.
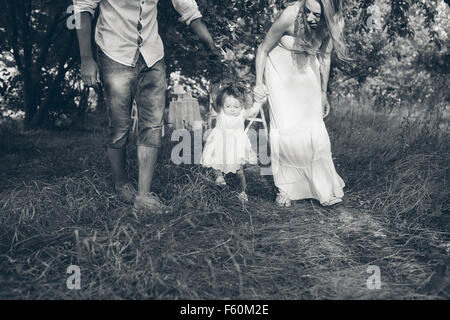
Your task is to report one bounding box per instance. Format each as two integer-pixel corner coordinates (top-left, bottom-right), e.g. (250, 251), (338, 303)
(0, 99), (449, 299)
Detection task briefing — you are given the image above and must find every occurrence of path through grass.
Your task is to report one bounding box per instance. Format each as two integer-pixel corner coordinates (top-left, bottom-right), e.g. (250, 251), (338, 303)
(0, 109), (448, 299)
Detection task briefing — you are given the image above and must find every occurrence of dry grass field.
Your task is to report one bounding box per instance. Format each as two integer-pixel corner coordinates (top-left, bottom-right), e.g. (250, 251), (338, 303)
(0, 98), (448, 299)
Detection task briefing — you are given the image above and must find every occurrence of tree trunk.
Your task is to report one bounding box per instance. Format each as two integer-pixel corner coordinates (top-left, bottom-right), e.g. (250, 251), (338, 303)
(30, 34), (76, 128)
(23, 78), (38, 128)
(21, 0), (36, 128)
(5, 0), (37, 129)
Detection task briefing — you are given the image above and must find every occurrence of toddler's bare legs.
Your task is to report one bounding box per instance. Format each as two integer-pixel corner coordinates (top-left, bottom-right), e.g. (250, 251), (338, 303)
(236, 166), (246, 193)
(236, 166), (248, 202)
(214, 169), (223, 179)
(214, 169), (226, 186)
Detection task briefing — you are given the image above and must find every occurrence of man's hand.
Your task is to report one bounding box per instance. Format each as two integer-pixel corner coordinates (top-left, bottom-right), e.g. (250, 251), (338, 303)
(76, 12), (100, 87)
(322, 92), (331, 118)
(190, 18), (219, 57)
(80, 56), (101, 87)
(208, 43), (222, 59)
(205, 44), (223, 65)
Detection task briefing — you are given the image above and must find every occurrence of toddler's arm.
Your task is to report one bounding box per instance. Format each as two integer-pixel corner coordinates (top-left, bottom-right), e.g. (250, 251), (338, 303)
(244, 101), (263, 119)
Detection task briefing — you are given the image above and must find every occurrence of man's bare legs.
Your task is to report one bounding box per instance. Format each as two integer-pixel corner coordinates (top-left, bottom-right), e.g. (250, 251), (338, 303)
(108, 143), (162, 210)
(133, 144), (166, 212)
(107, 147), (137, 203)
(107, 145), (159, 192)
(137, 145), (159, 195)
(107, 147), (128, 187)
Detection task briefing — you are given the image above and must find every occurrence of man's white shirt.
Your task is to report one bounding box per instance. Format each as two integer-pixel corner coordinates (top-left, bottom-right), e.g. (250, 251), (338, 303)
(73, 0), (203, 67)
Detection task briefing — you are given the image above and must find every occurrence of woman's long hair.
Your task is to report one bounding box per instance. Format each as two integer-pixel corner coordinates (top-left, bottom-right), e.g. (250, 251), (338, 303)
(294, 0), (350, 61)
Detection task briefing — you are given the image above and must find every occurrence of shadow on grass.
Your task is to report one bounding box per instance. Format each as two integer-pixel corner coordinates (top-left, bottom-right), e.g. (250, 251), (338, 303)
(0, 105), (448, 299)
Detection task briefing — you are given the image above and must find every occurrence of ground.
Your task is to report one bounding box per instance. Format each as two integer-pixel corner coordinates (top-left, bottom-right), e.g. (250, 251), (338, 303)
(0, 104), (449, 299)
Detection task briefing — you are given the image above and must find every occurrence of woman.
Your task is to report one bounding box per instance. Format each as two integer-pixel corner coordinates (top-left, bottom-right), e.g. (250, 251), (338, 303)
(254, 0), (348, 207)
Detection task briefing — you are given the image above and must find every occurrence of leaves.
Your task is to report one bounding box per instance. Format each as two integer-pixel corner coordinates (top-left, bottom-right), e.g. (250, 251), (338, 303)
(0, 0), (448, 127)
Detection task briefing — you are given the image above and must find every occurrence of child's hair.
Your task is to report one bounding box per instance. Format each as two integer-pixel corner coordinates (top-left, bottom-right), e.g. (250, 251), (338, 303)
(214, 84), (243, 113)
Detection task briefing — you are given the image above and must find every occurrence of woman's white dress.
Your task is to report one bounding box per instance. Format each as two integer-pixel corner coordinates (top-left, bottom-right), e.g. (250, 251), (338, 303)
(201, 110), (257, 174)
(264, 35), (345, 205)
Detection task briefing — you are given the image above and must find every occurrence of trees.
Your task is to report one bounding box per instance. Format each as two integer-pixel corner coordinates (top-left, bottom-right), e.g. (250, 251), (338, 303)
(0, 0), (78, 128)
(0, 0), (447, 129)
(336, 0), (449, 111)
(160, 0), (448, 111)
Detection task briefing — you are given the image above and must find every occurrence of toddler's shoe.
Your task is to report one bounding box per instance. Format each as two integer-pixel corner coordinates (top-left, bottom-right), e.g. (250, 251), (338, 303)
(276, 191), (291, 208)
(237, 191), (249, 203)
(215, 175), (227, 186)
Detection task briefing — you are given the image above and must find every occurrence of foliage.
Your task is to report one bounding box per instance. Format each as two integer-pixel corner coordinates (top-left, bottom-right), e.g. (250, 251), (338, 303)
(0, 0), (448, 128)
(0, 104), (448, 298)
(0, 0), (83, 128)
(330, 0), (449, 111)
(160, 0), (448, 115)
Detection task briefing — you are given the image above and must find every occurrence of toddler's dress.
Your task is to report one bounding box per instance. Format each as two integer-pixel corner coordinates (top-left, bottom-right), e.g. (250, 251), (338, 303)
(201, 109), (257, 174)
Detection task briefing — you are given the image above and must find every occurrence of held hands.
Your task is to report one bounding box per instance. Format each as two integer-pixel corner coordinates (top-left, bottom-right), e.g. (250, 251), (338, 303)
(253, 84), (269, 104)
(322, 92), (331, 118)
(80, 56), (101, 88)
(207, 43), (223, 61)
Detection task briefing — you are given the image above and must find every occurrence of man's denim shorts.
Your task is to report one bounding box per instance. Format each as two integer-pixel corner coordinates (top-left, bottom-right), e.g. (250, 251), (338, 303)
(97, 49), (166, 149)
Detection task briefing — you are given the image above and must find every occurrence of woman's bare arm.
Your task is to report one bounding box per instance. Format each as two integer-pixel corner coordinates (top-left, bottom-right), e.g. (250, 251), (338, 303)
(255, 6), (297, 86)
(319, 36), (333, 117)
(319, 36), (333, 94)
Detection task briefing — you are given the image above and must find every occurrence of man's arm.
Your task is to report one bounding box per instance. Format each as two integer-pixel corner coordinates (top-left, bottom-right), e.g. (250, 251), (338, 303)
(171, 0), (219, 56)
(189, 18), (219, 55)
(76, 12), (100, 87)
(76, 12), (94, 60)
(73, 0), (102, 86)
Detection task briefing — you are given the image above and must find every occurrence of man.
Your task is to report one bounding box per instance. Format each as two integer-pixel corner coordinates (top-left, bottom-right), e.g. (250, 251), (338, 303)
(73, 0), (219, 212)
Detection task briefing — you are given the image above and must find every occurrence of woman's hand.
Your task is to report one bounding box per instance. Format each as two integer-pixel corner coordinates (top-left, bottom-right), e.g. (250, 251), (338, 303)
(253, 84), (269, 104)
(322, 92), (331, 118)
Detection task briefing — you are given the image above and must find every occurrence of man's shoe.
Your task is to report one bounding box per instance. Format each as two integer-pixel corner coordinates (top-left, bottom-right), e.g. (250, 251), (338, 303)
(115, 182), (137, 203)
(133, 192), (166, 214)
